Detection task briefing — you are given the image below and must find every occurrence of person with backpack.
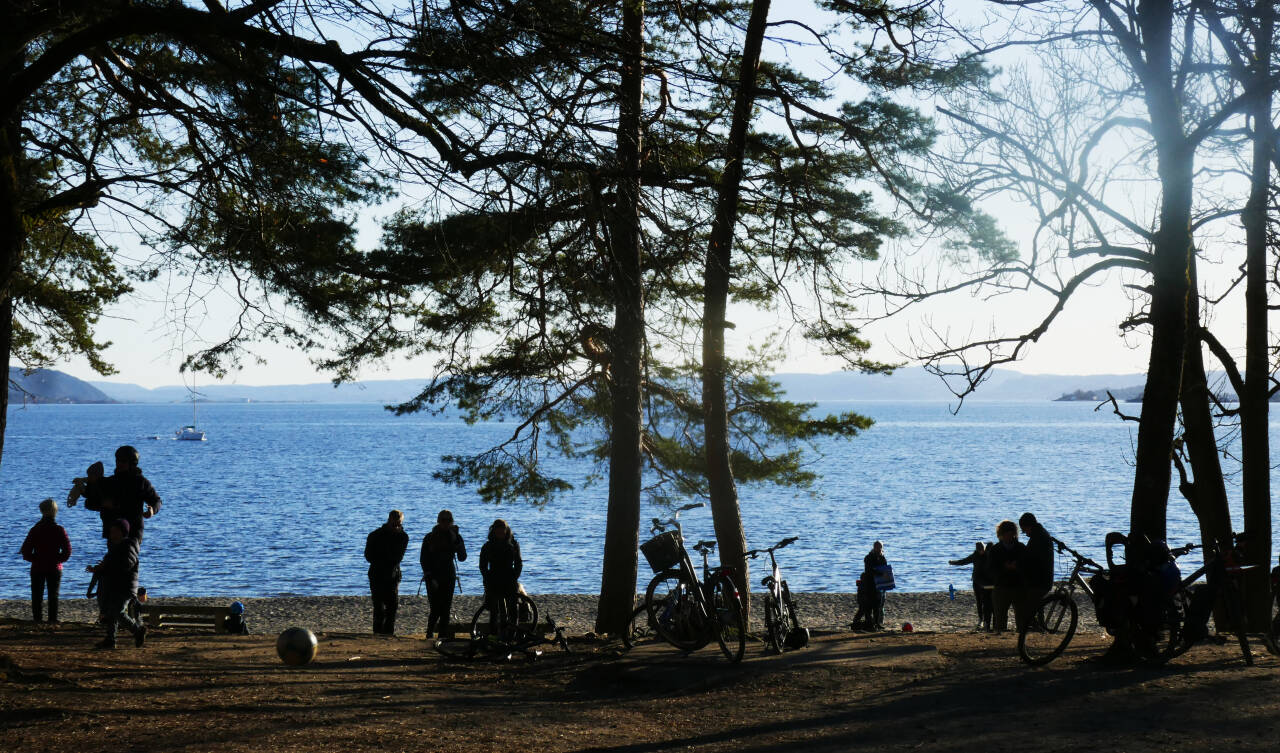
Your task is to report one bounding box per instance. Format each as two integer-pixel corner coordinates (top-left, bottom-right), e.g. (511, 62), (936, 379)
(863, 541), (890, 630)
(364, 509), (409, 635)
(421, 509), (467, 638)
(479, 519), (522, 633)
(20, 498), (72, 623)
(87, 518), (145, 649)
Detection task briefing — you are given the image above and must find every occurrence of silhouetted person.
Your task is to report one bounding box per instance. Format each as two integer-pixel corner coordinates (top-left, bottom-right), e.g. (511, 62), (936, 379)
(987, 520), (1027, 633)
(68, 460), (112, 538)
(21, 498), (71, 623)
(479, 519), (522, 632)
(950, 541), (994, 631)
(365, 509), (409, 635)
(863, 540), (889, 630)
(421, 509), (467, 638)
(1018, 512), (1055, 594)
(104, 446), (161, 542)
(88, 518), (145, 649)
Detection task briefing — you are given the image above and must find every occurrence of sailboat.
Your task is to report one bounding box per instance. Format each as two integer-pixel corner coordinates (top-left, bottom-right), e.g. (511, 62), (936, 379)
(175, 394), (206, 441)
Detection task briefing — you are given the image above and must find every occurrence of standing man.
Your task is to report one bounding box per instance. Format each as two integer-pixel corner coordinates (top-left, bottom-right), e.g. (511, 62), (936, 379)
(365, 509), (409, 635)
(1018, 513), (1054, 594)
(105, 446), (162, 542)
(421, 509), (467, 638)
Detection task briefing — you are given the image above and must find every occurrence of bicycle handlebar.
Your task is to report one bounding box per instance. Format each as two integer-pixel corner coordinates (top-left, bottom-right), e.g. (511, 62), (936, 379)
(745, 535), (799, 558)
(1051, 536), (1106, 572)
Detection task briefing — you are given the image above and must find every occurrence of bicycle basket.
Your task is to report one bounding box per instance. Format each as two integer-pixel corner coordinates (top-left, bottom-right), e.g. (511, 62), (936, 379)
(640, 531), (683, 572)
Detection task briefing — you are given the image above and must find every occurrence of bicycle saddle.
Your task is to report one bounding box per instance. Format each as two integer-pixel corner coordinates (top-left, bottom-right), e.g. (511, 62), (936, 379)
(692, 539), (717, 553)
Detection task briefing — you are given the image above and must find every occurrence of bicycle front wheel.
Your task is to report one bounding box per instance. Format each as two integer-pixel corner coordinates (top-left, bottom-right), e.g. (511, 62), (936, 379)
(622, 603), (657, 649)
(1018, 592), (1078, 666)
(762, 595), (785, 654)
(646, 570), (709, 651)
(711, 575), (746, 664)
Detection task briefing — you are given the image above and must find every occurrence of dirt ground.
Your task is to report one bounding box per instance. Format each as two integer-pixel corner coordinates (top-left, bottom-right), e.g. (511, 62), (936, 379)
(2, 618), (1279, 752)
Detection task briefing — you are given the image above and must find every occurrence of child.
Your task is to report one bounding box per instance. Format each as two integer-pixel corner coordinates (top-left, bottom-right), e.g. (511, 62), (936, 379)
(20, 498), (72, 623)
(87, 518), (146, 649)
(67, 461), (112, 538)
(479, 519), (523, 634)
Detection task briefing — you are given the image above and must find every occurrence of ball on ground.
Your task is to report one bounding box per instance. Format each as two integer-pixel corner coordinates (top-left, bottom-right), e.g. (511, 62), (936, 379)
(276, 626), (318, 666)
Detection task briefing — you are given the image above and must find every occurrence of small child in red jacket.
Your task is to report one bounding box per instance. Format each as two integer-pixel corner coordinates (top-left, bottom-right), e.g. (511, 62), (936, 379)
(20, 498), (72, 623)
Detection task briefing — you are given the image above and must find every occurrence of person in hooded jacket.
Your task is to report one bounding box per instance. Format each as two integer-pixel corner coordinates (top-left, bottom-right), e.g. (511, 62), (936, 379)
(88, 518), (145, 649)
(102, 446), (162, 543)
(479, 519), (522, 632)
(365, 509), (409, 635)
(421, 509), (467, 638)
(20, 498), (72, 623)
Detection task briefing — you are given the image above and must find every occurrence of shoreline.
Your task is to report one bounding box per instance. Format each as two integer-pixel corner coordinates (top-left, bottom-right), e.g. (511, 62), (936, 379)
(0, 590), (1102, 636)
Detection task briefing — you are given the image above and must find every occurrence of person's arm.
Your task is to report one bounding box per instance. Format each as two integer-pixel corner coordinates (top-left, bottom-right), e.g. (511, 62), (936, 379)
(393, 530), (408, 564)
(364, 531), (376, 564)
(20, 530), (35, 562)
(454, 529), (466, 562)
(58, 527), (71, 563)
(512, 540), (523, 581)
(143, 479), (161, 518)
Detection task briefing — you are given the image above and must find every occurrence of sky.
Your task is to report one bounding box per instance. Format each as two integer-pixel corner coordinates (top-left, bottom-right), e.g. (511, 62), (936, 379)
(44, 1), (1252, 389)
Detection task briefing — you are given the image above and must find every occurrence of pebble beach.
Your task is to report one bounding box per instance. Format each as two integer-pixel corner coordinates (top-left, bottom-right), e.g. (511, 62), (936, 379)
(0, 591), (1102, 637)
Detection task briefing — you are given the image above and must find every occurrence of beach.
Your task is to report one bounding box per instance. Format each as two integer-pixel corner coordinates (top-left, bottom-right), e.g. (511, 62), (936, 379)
(0, 591), (1101, 636)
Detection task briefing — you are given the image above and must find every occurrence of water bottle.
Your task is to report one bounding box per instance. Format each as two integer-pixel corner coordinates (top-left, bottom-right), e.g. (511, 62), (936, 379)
(948, 584), (955, 601)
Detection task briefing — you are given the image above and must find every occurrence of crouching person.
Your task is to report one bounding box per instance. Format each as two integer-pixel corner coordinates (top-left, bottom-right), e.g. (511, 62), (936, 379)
(88, 518), (145, 649)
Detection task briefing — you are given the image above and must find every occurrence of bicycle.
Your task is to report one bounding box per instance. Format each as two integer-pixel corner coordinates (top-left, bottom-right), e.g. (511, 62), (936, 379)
(622, 600), (659, 649)
(1017, 537), (1104, 665)
(746, 536), (805, 654)
(640, 502), (747, 663)
(435, 591), (569, 661)
(1167, 533), (1254, 665)
(470, 590), (540, 646)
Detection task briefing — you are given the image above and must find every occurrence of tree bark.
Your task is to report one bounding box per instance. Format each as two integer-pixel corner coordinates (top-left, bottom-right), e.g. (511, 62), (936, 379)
(1240, 0), (1273, 630)
(701, 0), (771, 612)
(1128, 1), (1192, 543)
(0, 111), (22, 471)
(1178, 257), (1232, 557)
(596, 0), (646, 636)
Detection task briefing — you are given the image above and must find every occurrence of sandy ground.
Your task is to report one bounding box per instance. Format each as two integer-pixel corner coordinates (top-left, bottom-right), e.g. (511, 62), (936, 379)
(2, 593), (1278, 752)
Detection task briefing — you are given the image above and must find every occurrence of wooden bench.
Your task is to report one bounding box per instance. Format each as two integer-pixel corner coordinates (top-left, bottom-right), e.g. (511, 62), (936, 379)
(140, 604), (232, 632)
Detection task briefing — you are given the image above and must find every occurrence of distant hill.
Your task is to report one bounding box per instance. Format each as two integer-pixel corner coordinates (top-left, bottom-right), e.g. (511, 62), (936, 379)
(7, 367), (116, 404)
(91, 378), (430, 405)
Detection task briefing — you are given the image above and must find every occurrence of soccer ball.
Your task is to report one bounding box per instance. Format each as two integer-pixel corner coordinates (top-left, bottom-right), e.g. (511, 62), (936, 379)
(276, 627), (318, 666)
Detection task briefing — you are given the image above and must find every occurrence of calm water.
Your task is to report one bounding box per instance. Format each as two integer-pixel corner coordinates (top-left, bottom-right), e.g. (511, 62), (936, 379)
(2, 401), (1277, 598)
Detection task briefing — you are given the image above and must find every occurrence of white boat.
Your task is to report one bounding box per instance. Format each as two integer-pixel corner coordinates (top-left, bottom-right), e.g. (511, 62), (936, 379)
(175, 396), (207, 441)
(175, 424), (206, 441)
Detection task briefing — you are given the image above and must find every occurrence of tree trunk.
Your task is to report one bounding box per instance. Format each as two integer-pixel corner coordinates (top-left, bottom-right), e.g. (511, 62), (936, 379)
(701, 0), (771, 612)
(595, 0), (646, 636)
(1129, 1), (1192, 543)
(1240, 0), (1273, 630)
(0, 112), (23, 471)
(1178, 257), (1232, 556)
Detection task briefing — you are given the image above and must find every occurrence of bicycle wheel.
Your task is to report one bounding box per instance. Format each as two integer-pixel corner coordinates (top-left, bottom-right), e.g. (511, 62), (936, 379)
(646, 569), (709, 651)
(512, 593), (539, 641)
(711, 574), (746, 664)
(762, 595), (785, 654)
(1131, 594), (1185, 666)
(1017, 592), (1077, 666)
(622, 603), (657, 649)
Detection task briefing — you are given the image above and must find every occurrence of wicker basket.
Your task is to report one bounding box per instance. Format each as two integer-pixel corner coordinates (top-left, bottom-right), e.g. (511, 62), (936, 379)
(640, 531), (683, 572)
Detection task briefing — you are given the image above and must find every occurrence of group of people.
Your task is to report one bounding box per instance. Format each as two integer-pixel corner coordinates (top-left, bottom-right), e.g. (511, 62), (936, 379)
(19, 445), (163, 649)
(949, 512), (1053, 633)
(363, 510), (523, 637)
(851, 540), (893, 630)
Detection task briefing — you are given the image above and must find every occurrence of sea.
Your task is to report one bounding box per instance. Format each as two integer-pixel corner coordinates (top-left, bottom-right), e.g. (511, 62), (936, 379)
(2, 400), (1277, 599)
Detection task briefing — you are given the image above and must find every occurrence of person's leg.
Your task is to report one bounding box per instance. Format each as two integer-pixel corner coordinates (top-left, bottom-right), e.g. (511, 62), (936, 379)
(47, 570), (61, 623)
(979, 589), (994, 630)
(1013, 587), (1041, 634)
(30, 572), (44, 622)
(370, 577), (386, 634)
(99, 595), (122, 647)
(992, 587), (1013, 632)
(385, 579), (400, 635)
